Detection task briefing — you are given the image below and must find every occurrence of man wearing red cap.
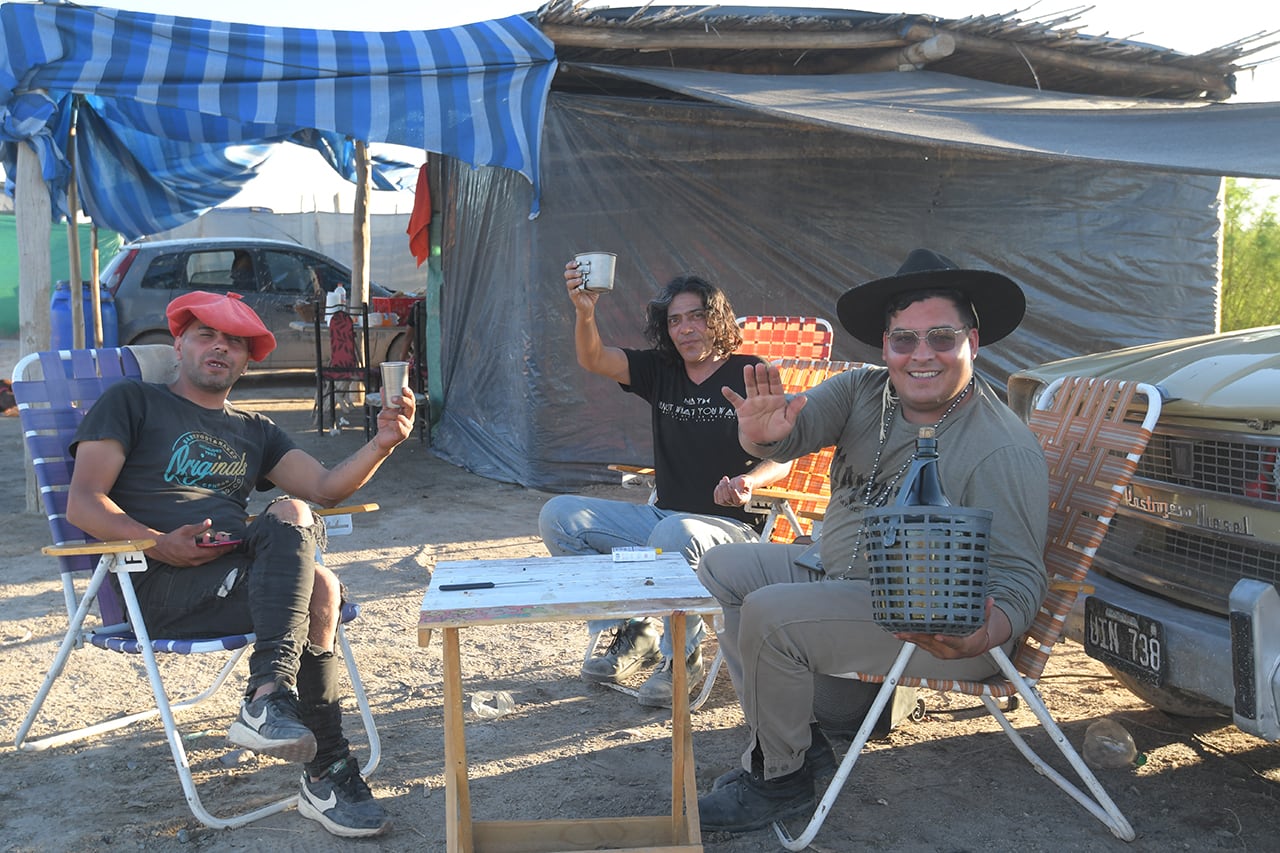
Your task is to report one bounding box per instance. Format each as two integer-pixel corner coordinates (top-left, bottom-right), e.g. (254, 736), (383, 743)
(66, 291), (415, 838)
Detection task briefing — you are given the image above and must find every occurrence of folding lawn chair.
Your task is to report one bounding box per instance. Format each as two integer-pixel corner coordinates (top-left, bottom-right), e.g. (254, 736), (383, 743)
(736, 315), (834, 361)
(12, 346), (381, 829)
(746, 358), (862, 544)
(774, 376), (1160, 849)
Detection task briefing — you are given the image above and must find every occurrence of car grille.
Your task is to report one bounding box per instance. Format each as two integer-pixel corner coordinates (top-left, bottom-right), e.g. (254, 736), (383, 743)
(1096, 429), (1280, 615)
(1138, 433), (1279, 501)
(1096, 516), (1280, 615)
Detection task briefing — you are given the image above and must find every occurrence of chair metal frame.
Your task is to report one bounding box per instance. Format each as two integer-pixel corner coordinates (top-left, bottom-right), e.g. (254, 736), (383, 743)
(774, 376), (1160, 849)
(12, 346), (381, 830)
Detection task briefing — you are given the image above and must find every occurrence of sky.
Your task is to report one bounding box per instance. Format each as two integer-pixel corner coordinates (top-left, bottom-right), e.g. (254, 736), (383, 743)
(101, 1), (1280, 209)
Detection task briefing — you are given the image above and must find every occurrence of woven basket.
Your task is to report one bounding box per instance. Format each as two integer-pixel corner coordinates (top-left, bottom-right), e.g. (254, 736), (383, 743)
(863, 505), (992, 636)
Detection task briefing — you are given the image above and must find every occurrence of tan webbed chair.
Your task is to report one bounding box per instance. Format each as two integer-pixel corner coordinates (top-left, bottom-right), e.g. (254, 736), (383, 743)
(774, 376), (1160, 849)
(12, 346), (381, 829)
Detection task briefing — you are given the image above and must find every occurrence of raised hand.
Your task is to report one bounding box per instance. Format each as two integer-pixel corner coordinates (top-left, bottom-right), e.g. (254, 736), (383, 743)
(722, 361), (807, 447)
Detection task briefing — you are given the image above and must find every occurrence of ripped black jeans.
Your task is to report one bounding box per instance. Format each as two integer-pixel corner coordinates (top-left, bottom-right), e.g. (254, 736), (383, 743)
(134, 506), (350, 773)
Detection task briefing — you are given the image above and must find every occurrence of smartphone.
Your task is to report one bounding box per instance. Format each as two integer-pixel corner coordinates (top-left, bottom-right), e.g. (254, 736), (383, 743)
(197, 538), (243, 548)
(792, 540), (825, 575)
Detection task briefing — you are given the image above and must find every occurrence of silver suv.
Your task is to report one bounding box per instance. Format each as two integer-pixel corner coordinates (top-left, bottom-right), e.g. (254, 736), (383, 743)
(101, 237), (406, 371)
(1008, 326), (1280, 739)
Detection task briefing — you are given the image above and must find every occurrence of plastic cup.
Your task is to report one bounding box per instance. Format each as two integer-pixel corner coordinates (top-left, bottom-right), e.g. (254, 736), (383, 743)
(379, 361), (410, 409)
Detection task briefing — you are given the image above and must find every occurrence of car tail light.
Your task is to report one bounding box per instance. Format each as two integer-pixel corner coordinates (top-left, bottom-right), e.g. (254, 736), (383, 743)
(102, 248), (138, 296)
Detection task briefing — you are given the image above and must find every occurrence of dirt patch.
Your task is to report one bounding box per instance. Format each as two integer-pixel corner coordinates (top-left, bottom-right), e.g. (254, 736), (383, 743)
(2, 373), (1279, 852)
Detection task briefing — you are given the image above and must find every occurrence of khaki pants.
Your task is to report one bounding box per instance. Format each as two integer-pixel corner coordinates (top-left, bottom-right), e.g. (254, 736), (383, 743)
(697, 542), (1007, 779)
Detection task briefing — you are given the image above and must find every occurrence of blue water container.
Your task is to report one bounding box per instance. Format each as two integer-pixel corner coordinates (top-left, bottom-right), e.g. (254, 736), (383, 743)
(51, 281), (118, 349)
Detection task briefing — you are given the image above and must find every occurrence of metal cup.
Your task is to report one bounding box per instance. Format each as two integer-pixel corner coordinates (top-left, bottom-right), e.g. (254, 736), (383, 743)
(379, 361), (410, 409)
(573, 252), (616, 293)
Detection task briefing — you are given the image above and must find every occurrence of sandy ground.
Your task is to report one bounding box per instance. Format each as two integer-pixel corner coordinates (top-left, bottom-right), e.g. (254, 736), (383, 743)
(4, 338), (1280, 852)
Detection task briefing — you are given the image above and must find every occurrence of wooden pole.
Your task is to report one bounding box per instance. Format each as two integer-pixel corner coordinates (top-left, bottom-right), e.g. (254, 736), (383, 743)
(16, 141), (53, 513)
(65, 118), (88, 348)
(352, 139), (371, 308)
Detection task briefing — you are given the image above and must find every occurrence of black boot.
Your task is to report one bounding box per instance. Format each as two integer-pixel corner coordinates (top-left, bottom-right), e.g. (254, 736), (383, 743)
(712, 723), (835, 790)
(698, 762), (814, 834)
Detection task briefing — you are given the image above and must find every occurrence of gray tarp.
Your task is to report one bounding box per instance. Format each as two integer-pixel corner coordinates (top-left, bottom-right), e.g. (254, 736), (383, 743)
(431, 89), (1223, 490)
(582, 66), (1280, 179)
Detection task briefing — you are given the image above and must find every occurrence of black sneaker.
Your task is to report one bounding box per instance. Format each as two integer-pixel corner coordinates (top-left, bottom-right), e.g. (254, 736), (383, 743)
(712, 725), (835, 790)
(581, 618), (662, 684)
(699, 763), (815, 834)
(227, 687), (317, 762)
(298, 757), (391, 838)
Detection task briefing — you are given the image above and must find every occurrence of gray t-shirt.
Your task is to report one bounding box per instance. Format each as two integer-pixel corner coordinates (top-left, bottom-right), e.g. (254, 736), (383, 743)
(766, 366), (1049, 637)
(71, 380), (296, 540)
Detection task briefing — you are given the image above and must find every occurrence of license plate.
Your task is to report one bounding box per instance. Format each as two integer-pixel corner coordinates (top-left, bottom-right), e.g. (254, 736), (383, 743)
(1083, 596), (1167, 685)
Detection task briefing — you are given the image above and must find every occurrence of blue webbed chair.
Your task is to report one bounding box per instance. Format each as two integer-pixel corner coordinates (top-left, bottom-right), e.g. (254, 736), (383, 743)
(12, 346), (380, 829)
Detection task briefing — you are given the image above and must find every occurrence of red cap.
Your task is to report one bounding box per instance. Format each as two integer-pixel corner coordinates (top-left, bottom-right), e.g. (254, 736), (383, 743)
(165, 291), (276, 362)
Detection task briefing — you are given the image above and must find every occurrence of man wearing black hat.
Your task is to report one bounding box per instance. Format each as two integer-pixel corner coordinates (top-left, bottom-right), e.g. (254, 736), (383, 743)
(694, 250), (1049, 833)
(66, 291), (414, 838)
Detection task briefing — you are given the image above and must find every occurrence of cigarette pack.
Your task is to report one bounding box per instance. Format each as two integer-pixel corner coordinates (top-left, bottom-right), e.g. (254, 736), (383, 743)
(612, 546), (660, 562)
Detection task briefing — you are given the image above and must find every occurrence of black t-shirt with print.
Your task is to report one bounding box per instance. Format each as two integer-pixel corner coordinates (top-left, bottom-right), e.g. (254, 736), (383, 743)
(622, 349), (764, 527)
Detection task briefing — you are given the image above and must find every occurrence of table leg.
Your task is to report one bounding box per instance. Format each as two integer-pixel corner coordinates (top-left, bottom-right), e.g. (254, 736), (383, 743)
(668, 612), (699, 844)
(442, 627), (474, 853)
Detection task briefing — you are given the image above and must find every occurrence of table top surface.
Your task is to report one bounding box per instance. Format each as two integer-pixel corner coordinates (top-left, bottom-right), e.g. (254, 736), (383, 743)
(419, 553), (718, 630)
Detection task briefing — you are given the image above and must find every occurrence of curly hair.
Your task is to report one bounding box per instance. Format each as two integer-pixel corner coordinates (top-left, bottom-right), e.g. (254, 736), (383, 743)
(642, 274), (743, 364)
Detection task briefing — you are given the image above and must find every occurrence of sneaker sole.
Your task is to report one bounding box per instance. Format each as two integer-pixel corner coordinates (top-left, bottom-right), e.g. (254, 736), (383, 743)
(227, 722), (318, 762)
(297, 792), (391, 838)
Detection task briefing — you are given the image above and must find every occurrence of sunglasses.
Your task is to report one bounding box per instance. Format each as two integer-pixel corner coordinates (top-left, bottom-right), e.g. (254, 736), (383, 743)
(886, 325), (971, 355)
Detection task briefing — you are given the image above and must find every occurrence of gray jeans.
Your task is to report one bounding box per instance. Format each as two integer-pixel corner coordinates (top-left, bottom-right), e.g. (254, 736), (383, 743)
(697, 541), (1005, 779)
(538, 493), (758, 658)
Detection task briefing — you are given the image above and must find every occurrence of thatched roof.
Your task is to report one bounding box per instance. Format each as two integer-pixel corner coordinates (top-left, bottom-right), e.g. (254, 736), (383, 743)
(537, 2), (1278, 101)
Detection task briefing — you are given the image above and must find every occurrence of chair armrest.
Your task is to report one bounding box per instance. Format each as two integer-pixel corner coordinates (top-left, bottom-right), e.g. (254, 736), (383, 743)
(42, 539), (156, 557)
(608, 464), (655, 477)
(752, 486), (829, 511)
(315, 503), (379, 516)
(247, 502), (380, 523)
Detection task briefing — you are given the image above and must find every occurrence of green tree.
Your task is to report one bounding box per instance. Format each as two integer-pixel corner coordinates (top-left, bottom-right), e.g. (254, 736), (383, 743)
(1222, 178), (1280, 330)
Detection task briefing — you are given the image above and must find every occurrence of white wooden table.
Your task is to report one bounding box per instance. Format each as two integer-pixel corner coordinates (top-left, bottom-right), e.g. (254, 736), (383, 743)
(418, 553), (720, 853)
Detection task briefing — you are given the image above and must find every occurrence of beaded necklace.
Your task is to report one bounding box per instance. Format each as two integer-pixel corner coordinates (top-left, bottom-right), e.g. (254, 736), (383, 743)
(843, 377), (974, 570)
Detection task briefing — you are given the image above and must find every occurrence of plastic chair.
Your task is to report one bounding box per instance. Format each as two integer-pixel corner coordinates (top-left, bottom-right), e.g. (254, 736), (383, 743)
(773, 376), (1161, 849)
(11, 346), (382, 830)
(737, 315), (834, 361)
(314, 301), (377, 438)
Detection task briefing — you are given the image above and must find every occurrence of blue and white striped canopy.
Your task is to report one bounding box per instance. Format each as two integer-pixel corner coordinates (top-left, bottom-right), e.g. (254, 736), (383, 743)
(0, 3), (556, 239)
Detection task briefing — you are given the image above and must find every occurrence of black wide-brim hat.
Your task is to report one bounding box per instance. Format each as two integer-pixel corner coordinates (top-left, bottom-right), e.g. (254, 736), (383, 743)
(836, 249), (1026, 348)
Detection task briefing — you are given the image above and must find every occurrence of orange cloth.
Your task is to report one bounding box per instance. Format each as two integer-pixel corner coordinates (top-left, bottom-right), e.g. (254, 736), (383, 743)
(407, 163), (431, 267)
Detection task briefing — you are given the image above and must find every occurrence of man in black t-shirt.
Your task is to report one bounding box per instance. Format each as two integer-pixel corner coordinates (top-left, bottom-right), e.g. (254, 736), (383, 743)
(538, 268), (791, 708)
(69, 291), (415, 838)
